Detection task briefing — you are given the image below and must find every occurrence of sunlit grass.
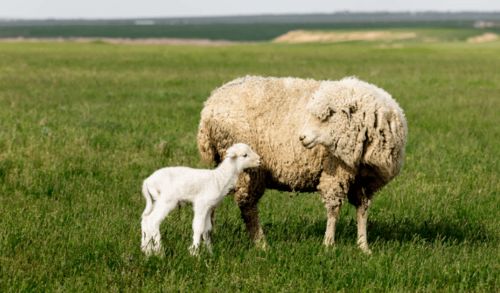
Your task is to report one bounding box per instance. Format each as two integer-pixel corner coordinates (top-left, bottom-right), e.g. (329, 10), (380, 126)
(0, 40), (499, 291)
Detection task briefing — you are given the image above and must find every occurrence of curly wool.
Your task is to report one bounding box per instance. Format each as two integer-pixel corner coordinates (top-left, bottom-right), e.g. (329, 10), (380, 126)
(305, 77), (407, 177)
(197, 75), (407, 252)
(198, 76), (328, 191)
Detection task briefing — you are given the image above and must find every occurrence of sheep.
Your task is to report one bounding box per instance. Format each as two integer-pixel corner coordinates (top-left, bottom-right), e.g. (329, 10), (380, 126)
(197, 76), (407, 254)
(141, 143), (261, 256)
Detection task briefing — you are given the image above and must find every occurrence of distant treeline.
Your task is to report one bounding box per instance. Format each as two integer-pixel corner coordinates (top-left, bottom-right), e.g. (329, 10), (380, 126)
(1, 12), (499, 41)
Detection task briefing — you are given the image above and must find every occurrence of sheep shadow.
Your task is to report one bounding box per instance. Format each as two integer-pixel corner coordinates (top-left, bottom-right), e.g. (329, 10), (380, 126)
(263, 216), (494, 245)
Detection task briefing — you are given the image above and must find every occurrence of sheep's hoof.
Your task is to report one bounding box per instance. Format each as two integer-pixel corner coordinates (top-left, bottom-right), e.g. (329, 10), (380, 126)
(357, 241), (372, 255)
(360, 247), (372, 255)
(323, 243), (337, 252)
(323, 237), (335, 247)
(254, 238), (268, 251)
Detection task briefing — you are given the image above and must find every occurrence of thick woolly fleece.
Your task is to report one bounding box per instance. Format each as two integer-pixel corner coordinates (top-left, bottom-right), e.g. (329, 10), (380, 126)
(197, 75), (407, 252)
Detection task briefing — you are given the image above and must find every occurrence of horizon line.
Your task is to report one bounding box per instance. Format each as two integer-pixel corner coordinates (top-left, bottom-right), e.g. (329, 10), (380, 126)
(1, 10), (500, 21)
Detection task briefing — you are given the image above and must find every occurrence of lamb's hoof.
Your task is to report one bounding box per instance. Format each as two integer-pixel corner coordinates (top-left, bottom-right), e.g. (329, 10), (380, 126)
(188, 245), (200, 256)
(143, 249), (163, 258)
(143, 247), (163, 258)
(142, 239), (163, 257)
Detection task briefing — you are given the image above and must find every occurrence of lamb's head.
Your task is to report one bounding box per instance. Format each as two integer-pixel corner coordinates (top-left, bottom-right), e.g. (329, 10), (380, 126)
(225, 143), (261, 170)
(299, 82), (358, 150)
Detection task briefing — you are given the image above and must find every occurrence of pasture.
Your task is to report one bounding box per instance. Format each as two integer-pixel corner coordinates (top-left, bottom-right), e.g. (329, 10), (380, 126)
(0, 38), (499, 291)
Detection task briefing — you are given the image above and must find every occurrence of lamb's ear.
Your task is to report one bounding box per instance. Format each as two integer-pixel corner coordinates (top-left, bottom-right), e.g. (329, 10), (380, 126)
(226, 149), (237, 159)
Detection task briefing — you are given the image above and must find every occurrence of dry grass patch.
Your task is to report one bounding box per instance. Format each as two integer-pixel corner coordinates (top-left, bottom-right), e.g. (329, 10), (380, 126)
(467, 32), (499, 43)
(273, 30), (417, 43)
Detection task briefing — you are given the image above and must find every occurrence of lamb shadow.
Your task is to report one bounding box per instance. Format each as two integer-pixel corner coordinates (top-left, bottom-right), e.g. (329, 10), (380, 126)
(263, 216), (494, 245)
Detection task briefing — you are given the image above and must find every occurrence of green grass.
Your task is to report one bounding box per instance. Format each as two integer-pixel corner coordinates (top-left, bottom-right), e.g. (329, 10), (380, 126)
(0, 39), (499, 291)
(1, 21), (497, 41)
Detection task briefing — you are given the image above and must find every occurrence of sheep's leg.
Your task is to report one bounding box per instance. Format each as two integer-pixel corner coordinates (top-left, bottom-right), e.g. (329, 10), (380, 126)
(349, 172), (386, 255)
(318, 158), (354, 247)
(235, 171), (267, 249)
(323, 198), (344, 246)
(356, 196), (372, 255)
(141, 200), (177, 256)
(239, 203), (266, 249)
(189, 205), (210, 256)
(202, 209), (213, 254)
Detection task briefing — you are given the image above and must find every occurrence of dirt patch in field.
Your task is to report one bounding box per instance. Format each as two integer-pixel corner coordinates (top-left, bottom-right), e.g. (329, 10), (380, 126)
(0, 37), (238, 46)
(466, 33), (499, 43)
(273, 30), (417, 43)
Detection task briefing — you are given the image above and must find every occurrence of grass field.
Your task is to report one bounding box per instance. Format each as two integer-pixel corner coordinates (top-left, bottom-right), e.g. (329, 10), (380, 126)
(0, 38), (499, 291)
(2, 13), (500, 41)
(1, 23), (499, 42)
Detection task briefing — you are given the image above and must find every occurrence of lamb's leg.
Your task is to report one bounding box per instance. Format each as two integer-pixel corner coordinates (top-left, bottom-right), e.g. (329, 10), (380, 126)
(141, 200), (177, 256)
(235, 171), (267, 249)
(202, 209), (213, 254)
(189, 205), (210, 256)
(318, 159), (354, 247)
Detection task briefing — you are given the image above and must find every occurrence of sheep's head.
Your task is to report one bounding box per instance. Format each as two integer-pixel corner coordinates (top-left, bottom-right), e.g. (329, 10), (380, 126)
(225, 143), (261, 170)
(299, 82), (358, 150)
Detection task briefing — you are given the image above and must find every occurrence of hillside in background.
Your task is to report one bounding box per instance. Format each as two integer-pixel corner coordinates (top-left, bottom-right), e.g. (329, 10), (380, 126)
(1, 12), (500, 41)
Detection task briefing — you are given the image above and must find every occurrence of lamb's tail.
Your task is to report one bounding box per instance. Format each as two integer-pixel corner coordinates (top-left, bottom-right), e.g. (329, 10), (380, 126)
(141, 181), (157, 217)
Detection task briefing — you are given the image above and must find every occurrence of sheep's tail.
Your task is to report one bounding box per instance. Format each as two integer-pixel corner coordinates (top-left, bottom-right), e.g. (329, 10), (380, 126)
(197, 117), (218, 164)
(141, 181), (156, 217)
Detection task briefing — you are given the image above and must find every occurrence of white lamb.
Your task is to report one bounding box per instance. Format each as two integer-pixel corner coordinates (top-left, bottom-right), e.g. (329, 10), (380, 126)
(140, 143), (261, 256)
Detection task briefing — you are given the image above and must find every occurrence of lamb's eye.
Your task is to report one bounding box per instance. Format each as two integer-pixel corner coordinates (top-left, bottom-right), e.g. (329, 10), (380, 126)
(243, 154), (248, 157)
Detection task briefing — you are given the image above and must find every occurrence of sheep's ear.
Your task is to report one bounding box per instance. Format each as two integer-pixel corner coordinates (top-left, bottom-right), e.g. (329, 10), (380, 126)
(318, 106), (335, 121)
(341, 103), (357, 119)
(348, 103), (357, 114)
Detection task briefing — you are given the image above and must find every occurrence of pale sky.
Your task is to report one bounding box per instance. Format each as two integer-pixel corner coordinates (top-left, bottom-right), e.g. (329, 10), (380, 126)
(1, 0), (499, 19)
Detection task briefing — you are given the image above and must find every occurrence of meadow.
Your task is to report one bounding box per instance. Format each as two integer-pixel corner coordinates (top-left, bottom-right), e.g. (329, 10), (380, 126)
(2, 13), (500, 41)
(0, 37), (499, 291)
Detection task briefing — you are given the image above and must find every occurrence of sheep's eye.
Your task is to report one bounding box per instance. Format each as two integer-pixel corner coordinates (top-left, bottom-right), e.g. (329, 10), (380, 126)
(243, 154), (248, 157)
(323, 111), (336, 122)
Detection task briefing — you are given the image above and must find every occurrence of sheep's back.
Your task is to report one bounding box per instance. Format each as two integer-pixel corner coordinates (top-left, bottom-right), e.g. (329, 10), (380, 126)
(199, 76), (327, 190)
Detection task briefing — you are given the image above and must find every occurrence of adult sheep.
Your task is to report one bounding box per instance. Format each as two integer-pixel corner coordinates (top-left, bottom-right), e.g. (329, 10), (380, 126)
(197, 76), (407, 254)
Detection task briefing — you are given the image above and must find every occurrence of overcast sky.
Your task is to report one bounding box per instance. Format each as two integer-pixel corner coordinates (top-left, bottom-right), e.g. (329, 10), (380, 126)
(2, 0), (500, 19)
